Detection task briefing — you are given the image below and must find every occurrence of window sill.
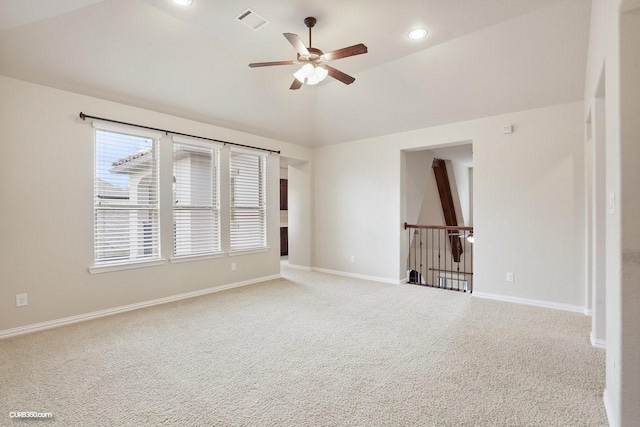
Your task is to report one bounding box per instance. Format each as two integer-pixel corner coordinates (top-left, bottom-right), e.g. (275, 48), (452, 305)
(228, 247), (270, 257)
(169, 252), (225, 264)
(88, 259), (167, 275)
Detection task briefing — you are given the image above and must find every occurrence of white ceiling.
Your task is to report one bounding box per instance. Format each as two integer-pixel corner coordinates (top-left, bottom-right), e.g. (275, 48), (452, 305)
(430, 144), (474, 168)
(0, 0), (591, 146)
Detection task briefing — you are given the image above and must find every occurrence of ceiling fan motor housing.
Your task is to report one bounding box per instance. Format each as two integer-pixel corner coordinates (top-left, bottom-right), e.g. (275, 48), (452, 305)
(298, 47), (324, 62)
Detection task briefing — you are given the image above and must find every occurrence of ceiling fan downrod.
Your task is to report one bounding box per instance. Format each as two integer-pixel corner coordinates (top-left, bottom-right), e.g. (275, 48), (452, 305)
(304, 16), (316, 48)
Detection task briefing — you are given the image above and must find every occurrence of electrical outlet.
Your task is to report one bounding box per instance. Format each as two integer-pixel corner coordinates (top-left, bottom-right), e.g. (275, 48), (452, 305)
(231, 262), (237, 271)
(506, 272), (514, 282)
(16, 293), (28, 307)
(350, 255), (355, 263)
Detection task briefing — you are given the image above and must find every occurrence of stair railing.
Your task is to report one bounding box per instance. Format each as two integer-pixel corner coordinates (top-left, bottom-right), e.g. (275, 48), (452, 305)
(404, 223), (473, 293)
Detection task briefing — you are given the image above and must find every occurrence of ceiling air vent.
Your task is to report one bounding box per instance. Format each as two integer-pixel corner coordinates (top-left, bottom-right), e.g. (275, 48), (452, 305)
(235, 8), (269, 31)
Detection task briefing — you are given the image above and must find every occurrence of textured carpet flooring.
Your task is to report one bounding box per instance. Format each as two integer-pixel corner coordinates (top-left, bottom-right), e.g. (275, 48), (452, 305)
(0, 266), (607, 426)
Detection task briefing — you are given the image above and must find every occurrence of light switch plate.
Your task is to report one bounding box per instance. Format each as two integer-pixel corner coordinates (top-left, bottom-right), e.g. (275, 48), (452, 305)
(609, 192), (615, 214)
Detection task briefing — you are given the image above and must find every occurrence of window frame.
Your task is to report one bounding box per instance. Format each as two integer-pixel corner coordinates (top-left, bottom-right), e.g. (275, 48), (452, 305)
(89, 121), (164, 274)
(171, 136), (222, 260)
(229, 147), (268, 254)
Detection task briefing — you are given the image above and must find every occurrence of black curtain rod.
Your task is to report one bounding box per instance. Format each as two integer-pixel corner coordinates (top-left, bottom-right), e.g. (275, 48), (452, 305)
(79, 112), (280, 154)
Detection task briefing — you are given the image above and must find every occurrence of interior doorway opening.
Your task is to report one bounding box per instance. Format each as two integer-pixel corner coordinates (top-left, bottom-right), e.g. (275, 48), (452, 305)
(279, 156), (311, 270)
(400, 142), (474, 286)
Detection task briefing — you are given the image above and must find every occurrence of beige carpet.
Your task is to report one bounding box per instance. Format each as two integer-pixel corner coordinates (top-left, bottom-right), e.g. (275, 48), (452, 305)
(0, 266), (607, 426)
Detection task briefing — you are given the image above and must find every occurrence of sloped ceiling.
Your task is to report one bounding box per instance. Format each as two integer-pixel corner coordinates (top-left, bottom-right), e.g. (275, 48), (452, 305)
(0, 0), (591, 146)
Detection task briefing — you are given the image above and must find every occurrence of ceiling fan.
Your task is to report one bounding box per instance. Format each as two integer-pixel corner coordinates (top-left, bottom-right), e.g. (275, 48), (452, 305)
(248, 17), (368, 90)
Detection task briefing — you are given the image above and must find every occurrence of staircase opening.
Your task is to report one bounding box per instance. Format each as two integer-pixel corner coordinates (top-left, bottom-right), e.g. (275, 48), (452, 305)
(401, 143), (473, 291)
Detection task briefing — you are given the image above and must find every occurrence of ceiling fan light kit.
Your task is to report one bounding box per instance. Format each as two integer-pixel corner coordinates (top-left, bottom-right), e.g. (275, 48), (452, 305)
(293, 63), (328, 85)
(248, 16), (368, 90)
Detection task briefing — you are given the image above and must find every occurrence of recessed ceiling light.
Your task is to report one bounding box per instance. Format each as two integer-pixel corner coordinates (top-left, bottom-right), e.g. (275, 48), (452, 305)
(173, 0), (192, 5)
(408, 28), (428, 40)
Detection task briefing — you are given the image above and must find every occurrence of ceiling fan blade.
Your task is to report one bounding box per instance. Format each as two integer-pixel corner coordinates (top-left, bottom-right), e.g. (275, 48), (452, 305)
(290, 79), (303, 90)
(321, 43), (368, 61)
(249, 60), (297, 68)
(283, 33), (310, 56)
(324, 65), (356, 85)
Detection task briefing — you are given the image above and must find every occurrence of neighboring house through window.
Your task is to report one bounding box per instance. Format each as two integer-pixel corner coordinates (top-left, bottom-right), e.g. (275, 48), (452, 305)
(93, 123), (161, 266)
(230, 148), (267, 252)
(173, 137), (221, 258)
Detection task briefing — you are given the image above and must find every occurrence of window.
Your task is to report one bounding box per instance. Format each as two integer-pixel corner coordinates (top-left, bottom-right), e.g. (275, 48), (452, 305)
(230, 149), (267, 251)
(93, 124), (160, 266)
(173, 137), (220, 257)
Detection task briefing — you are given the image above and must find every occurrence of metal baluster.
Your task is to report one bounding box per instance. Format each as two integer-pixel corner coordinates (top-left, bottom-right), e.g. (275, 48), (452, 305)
(408, 228), (411, 282)
(449, 231), (452, 289)
(457, 232), (461, 291)
(445, 229), (449, 289)
(456, 233), (458, 290)
(411, 228), (418, 283)
(408, 226), (411, 282)
(431, 228), (434, 287)
(443, 230), (446, 289)
(417, 229), (422, 285)
(463, 233), (466, 292)
(425, 228), (429, 286)
(450, 231), (453, 290)
(438, 229), (441, 287)
(469, 230), (476, 293)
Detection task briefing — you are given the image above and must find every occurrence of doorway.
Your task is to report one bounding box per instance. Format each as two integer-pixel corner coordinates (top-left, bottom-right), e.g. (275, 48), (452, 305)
(401, 142), (474, 286)
(279, 156), (311, 270)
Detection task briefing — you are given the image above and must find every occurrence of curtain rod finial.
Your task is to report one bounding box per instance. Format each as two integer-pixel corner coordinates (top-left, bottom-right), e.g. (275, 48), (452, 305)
(79, 112), (86, 120)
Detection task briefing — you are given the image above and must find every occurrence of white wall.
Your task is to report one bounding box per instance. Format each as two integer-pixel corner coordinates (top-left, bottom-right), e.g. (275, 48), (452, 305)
(584, 124), (594, 314)
(590, 96), (606, 346)
(314, 138), (402, 280)
(450, 161), (472, 226)
(313, 102), (585, 308)
(617, 5), (640, 424)
(583, 1), (640, 424)
(0, 76), (312, 332)
(403, 150), (439, 229)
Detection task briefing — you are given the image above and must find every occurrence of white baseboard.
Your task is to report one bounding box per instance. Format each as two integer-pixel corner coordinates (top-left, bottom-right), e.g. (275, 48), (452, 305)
(603, 389), (617, 427)
(590, 332), (606, 349)
(584, 308), (593, 316)
(472, 292), (586, 314)
(0, 274), (281, 340)
(311, 267), (402, 285)
(286, 264), (312, 271)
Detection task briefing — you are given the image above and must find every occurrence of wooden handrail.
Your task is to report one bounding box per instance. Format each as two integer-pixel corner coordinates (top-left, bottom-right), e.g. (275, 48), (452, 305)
(404, 222), (473, 231)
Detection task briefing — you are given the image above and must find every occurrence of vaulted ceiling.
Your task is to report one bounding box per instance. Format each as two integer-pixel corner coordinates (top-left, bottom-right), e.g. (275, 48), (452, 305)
(0, 0), (591, 146)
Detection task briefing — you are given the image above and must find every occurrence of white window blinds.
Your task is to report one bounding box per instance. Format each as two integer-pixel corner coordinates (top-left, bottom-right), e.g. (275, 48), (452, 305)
(94, 127), (160, 266)
(230, 149), (267, 251)
(173, 138), (220, 257)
